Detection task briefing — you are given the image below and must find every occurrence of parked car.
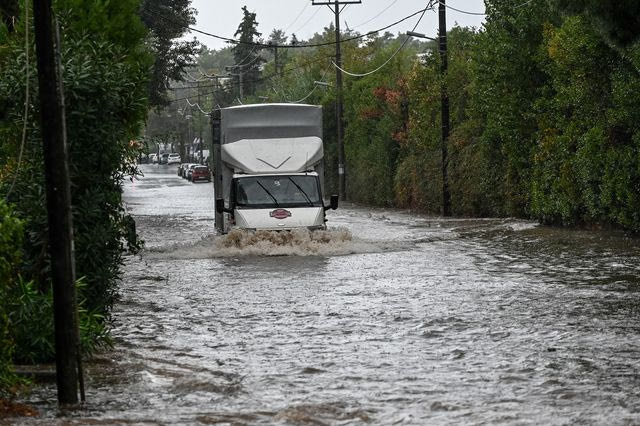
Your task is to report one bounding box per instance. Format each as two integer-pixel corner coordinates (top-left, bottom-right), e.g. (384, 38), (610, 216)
(167, 153), (181, 165)
(180, 163), (193, 178)
(186, 164), (199, 180)
(160, 153), (170, 164)
(190, 165), (211, 183)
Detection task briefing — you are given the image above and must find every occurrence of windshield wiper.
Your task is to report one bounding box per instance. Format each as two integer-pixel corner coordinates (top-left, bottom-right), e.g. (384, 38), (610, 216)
(256, 181), (279, 206)
(287, 177), (314, 206)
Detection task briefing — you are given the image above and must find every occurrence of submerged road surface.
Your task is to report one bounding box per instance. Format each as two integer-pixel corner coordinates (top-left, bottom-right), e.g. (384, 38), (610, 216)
(22, 164), (640, 424)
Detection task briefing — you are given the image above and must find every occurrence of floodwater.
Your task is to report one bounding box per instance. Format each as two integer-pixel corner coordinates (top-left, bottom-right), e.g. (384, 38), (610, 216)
(16, 164), (640, 425)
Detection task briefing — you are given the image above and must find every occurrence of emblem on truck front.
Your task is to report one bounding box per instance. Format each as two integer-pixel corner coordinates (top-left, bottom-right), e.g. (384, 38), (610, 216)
(270, 209), (292, 219)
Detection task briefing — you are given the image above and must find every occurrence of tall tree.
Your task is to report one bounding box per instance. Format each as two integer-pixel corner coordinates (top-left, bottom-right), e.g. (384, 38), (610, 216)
(140, 0), (200, 107)
(554, 0), (640, 47)
(231, 6), (264, 99)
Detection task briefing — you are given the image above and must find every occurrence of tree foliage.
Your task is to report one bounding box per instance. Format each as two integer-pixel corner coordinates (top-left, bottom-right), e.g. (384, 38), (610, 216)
(157, 2), (640, 231)
(140, 0), (199, 107)
(231, 6), (265, 99)
(0, 0), (150, 382)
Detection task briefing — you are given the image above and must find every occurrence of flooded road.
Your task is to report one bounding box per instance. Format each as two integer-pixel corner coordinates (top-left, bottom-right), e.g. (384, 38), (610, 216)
(22, 164), (640, 424)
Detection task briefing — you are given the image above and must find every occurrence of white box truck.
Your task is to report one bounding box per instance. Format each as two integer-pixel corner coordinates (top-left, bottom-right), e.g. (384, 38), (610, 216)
(213, 103), (338, 234)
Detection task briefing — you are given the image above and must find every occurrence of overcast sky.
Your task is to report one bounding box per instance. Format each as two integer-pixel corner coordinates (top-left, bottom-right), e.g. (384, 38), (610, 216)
(186, 0), (486, 50)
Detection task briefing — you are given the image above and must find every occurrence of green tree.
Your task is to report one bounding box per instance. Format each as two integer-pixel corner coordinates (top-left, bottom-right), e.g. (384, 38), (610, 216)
(554, 0), (640, 48)
(470, 0), (555, 216)
(231, 6), (265, 99)
(531, 15), (640, 230)
(140, 0), (200, 107)
(0, 200), (22, 394)
(1, 0), (150, 365)
(342, 36), (414, 205)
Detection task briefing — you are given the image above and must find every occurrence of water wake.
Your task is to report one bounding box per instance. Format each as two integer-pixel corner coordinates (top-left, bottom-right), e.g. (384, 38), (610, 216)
(145, 227), (392, 258)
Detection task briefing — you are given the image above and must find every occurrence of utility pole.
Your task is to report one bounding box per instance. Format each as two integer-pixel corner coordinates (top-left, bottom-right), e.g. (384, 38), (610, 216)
(312, 0), (360, 201)
(198, 81), (203, 164)
(32, 0), (80, 405)
(269, 41), (281, 77)
(211, 109), (223, 233)
(439, 0), (451, 216)
(225, 65), (245, 103)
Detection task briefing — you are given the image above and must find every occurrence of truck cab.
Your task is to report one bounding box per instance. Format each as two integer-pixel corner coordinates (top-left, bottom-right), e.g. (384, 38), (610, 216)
(220, 172), (336, 231)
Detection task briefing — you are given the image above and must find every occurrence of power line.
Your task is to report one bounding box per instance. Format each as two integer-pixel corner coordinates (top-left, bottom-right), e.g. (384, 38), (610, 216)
(168, 54), (333, 93)
(290, 84), (320, 104)
(514, 0), (536, 8)
(293, 7), (321, 34)
(438, 0), (485, 16)
(278, 68), (330, 103)
(284, 1), (310, 32)
(185, 98), (208, 115)
(234, 45), (260, 67)
(170, 59), (331, 107)
(350, 0), (399, 29)
(333, 6), (429, 77)
(438, 0), (533, 16)
(141, 5), (430, 49)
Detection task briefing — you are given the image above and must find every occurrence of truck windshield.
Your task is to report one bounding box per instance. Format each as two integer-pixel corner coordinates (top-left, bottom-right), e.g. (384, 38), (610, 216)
(234, 175), (322, 208)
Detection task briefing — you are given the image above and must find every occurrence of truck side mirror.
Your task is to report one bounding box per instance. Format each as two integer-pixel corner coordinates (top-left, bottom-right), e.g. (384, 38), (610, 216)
(215, 198), (226, 214)
(330, 194), (339, 210)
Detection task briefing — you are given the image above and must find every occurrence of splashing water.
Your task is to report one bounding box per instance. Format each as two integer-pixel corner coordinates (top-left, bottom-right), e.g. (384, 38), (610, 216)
(143, 227), (395, 259)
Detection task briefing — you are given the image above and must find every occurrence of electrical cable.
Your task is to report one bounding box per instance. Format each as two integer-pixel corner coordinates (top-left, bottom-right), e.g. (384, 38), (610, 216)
(437, 0), (533, 17)
(280, 67), (330, 103)
(185, 98), (208, 114)
(514, 0), (535, 8)
(437, 0), (485, 16)
(293, 7), (321, 35)
(231, 49), (263, 69)
(167, 58), (331, 106)
(290, 85), (319, 103)
(6, 1), (29, 200)
(168, 54), (333, 93)
(233, 45), (259, 67)
(141, 5), (430, 49)
(332, 5), (429, 77)
(284, 1), (310, 32)
(350, 0), (399, 29)
(183, 69), (210, 82)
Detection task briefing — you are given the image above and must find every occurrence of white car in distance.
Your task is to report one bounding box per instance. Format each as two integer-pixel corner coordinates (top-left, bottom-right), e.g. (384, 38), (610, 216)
(167, 153), (181, 165)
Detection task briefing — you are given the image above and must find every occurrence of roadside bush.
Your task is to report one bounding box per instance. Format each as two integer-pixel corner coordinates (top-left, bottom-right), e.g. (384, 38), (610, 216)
(7, 278), (110, 365)
(0, 0), (149, 369)
(0, 200), (22, 395)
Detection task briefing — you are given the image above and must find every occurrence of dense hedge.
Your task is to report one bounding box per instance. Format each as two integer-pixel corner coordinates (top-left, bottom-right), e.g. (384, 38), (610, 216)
(330, 1), (640, 231)
(0, 0), (150, 393)
(0, 201), (22, 395)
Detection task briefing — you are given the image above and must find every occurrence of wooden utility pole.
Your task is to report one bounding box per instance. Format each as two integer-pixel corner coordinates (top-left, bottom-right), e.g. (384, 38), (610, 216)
(211, 109), (223, 233)
(312, 0), (361, 201)
(439, 0), (451, 216)
(32, 0), (80, 405)
(198, 81), (203, 163)
(269, 41), (282, 77)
